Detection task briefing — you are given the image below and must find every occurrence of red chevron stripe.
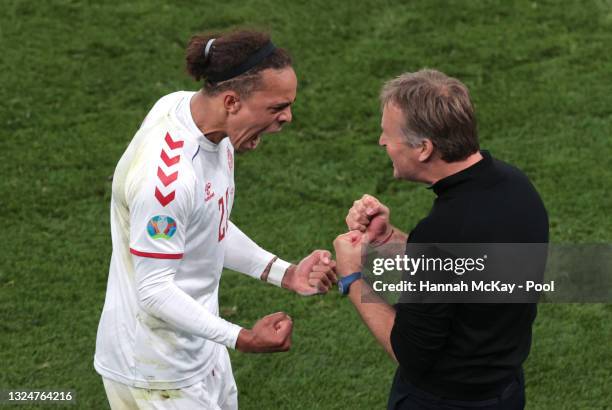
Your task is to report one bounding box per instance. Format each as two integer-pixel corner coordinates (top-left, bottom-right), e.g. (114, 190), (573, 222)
(155, 187), (176, 206)
(165, 132), (184, 150)
(160, 149), (180, 167)
(157, 167), (178, 187)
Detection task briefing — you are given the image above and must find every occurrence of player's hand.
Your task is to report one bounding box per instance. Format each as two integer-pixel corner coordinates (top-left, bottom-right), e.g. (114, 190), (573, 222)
(345, 194), (392, 244)
(235, 312), (293, 353)
(283, 250), (337, 296)
(333, 231), (366, 277)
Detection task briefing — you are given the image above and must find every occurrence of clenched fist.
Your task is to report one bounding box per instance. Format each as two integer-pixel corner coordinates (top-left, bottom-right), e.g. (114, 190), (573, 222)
(283, 250), (337, 295)
(236, 312), (293, 353)
(345, 194), (392, 244)
(333, 230), (366, 277)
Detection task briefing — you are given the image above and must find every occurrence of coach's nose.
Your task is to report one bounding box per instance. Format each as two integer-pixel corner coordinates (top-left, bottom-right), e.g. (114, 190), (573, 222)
(278, 106), (292, 125)
(379, 132), (387, 146)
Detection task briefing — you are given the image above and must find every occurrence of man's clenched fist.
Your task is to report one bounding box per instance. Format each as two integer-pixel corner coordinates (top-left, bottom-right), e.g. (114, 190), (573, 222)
(283, 250), (337, 295)
(345, 194), (392, 244)
(236, 312), (293, 353)
(333, 231), (366, 277)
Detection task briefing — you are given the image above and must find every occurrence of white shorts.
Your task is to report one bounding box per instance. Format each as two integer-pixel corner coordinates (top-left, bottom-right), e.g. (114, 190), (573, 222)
(102, 347), (237, 410)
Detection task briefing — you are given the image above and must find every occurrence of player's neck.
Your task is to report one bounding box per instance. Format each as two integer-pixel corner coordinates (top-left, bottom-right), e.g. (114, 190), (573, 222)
(190, 91), (226, 144)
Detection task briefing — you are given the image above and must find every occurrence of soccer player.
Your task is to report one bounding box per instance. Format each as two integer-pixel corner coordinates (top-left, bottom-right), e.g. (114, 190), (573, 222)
(94, 30), (336, 409)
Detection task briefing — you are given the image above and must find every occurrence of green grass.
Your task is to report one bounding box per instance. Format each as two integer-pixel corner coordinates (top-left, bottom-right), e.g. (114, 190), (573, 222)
(1, 0), (611, 408)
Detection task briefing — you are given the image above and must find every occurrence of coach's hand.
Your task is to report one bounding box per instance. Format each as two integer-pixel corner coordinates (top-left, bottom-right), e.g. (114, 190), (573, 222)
(282, 250), (337, 295)
(236, 312), (293, 353)
(346, 194), (392, 245)
(333, 231), (366, 277)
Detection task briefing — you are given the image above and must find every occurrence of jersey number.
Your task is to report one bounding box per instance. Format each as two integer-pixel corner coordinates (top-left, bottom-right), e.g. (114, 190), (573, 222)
(218, 187), (229, 241)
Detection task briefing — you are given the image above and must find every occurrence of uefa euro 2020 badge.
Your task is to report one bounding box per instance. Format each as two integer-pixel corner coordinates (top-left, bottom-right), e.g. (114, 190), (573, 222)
(147, 215), (177, 240)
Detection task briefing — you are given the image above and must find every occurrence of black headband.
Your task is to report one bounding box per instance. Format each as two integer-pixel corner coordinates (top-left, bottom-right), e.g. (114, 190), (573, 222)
(207, 41), (276, 83)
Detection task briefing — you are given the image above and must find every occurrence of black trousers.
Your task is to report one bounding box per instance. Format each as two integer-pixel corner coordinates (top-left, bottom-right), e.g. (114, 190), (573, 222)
(387, 370), (525, 410)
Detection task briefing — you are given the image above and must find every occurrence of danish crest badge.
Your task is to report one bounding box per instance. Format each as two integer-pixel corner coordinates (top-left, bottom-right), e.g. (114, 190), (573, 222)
(147, 215), (177, 239)
(205, 182), (215, 202)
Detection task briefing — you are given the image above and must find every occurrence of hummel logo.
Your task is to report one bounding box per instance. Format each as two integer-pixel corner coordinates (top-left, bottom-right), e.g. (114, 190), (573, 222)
(154, 131), (183, 207)
(205, 182), (214, 202)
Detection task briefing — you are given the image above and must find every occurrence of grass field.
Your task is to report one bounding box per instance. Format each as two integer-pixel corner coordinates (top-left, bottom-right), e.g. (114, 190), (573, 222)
(1, 0), (611, 409)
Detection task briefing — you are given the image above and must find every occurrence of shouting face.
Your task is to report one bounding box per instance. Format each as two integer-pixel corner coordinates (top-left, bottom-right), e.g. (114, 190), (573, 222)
(226, 68), (297, 152)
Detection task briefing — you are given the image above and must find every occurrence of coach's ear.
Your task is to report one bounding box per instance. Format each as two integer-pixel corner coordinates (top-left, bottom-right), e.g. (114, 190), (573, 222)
(223, 91), (242, 114)
(418, 138), (435, 162)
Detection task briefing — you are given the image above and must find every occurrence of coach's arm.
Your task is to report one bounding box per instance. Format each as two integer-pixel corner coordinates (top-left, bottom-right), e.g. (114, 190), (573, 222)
(333, 231), (454, 376)
(333, 231), (398, 361)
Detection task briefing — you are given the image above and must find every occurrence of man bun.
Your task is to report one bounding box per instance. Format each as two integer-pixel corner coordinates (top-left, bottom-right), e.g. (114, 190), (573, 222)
(185, 30), (293, 97)
(185, 32), (220, 81)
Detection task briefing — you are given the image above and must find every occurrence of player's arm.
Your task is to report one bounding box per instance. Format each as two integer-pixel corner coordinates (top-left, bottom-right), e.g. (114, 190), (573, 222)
(134, 256), (241, 347)
(127, 162), (290, 352)
(223, 221), (337, 295)
(134, 256), (291, 352)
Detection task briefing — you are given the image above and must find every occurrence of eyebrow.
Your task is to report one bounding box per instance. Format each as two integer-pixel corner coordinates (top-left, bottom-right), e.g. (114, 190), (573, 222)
(269, 99), (295, 110)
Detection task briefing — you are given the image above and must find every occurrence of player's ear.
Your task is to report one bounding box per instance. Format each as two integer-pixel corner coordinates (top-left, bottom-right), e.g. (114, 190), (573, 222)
(223, 91), (242, 114)
(418, 138), (435, 162)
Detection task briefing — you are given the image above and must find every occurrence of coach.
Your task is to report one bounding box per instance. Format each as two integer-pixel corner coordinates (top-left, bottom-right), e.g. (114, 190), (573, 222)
(333, 69), (548, 409)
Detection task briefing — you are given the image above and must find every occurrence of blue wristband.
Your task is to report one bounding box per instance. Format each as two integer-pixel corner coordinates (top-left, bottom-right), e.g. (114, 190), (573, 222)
(338, 272), (362, 295)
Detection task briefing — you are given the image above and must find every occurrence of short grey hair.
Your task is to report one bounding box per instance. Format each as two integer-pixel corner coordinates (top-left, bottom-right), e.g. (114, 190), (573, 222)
(380, 69), (479, 162)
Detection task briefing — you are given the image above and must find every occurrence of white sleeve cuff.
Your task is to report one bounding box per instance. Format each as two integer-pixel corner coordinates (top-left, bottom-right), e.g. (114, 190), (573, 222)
(267, 258), (291, 287)
(225, 323), (243, 350)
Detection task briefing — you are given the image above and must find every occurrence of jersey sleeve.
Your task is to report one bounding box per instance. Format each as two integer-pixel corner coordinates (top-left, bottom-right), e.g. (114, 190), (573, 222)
(127, 155), (196, 260)
(223, 221), (276, 279)
(134, 255), (243, 348)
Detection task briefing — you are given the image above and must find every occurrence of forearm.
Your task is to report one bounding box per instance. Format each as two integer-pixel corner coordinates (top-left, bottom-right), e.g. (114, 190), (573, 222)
(134, 255), (241, 348)
(348, 279), (397, 362)
(223, 221), (276, 279)
(139, 281), (242, 348)
(388, 225), (408, 244)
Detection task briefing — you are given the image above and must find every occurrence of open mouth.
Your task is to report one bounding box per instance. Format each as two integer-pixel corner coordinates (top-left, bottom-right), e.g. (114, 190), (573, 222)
(248, 133), (262, 148)
(240, 133), (262, 151)
(240, 125), (281, 151)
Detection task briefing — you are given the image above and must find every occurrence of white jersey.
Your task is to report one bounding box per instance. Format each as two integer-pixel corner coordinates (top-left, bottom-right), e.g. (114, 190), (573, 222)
(94, 92), (273, 389)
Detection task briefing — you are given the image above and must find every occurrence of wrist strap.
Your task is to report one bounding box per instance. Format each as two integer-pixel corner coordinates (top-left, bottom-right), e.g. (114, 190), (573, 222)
(372, 229), (394, 247)
(339, 271), (362, 295)
(267, 258), (291, 287)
